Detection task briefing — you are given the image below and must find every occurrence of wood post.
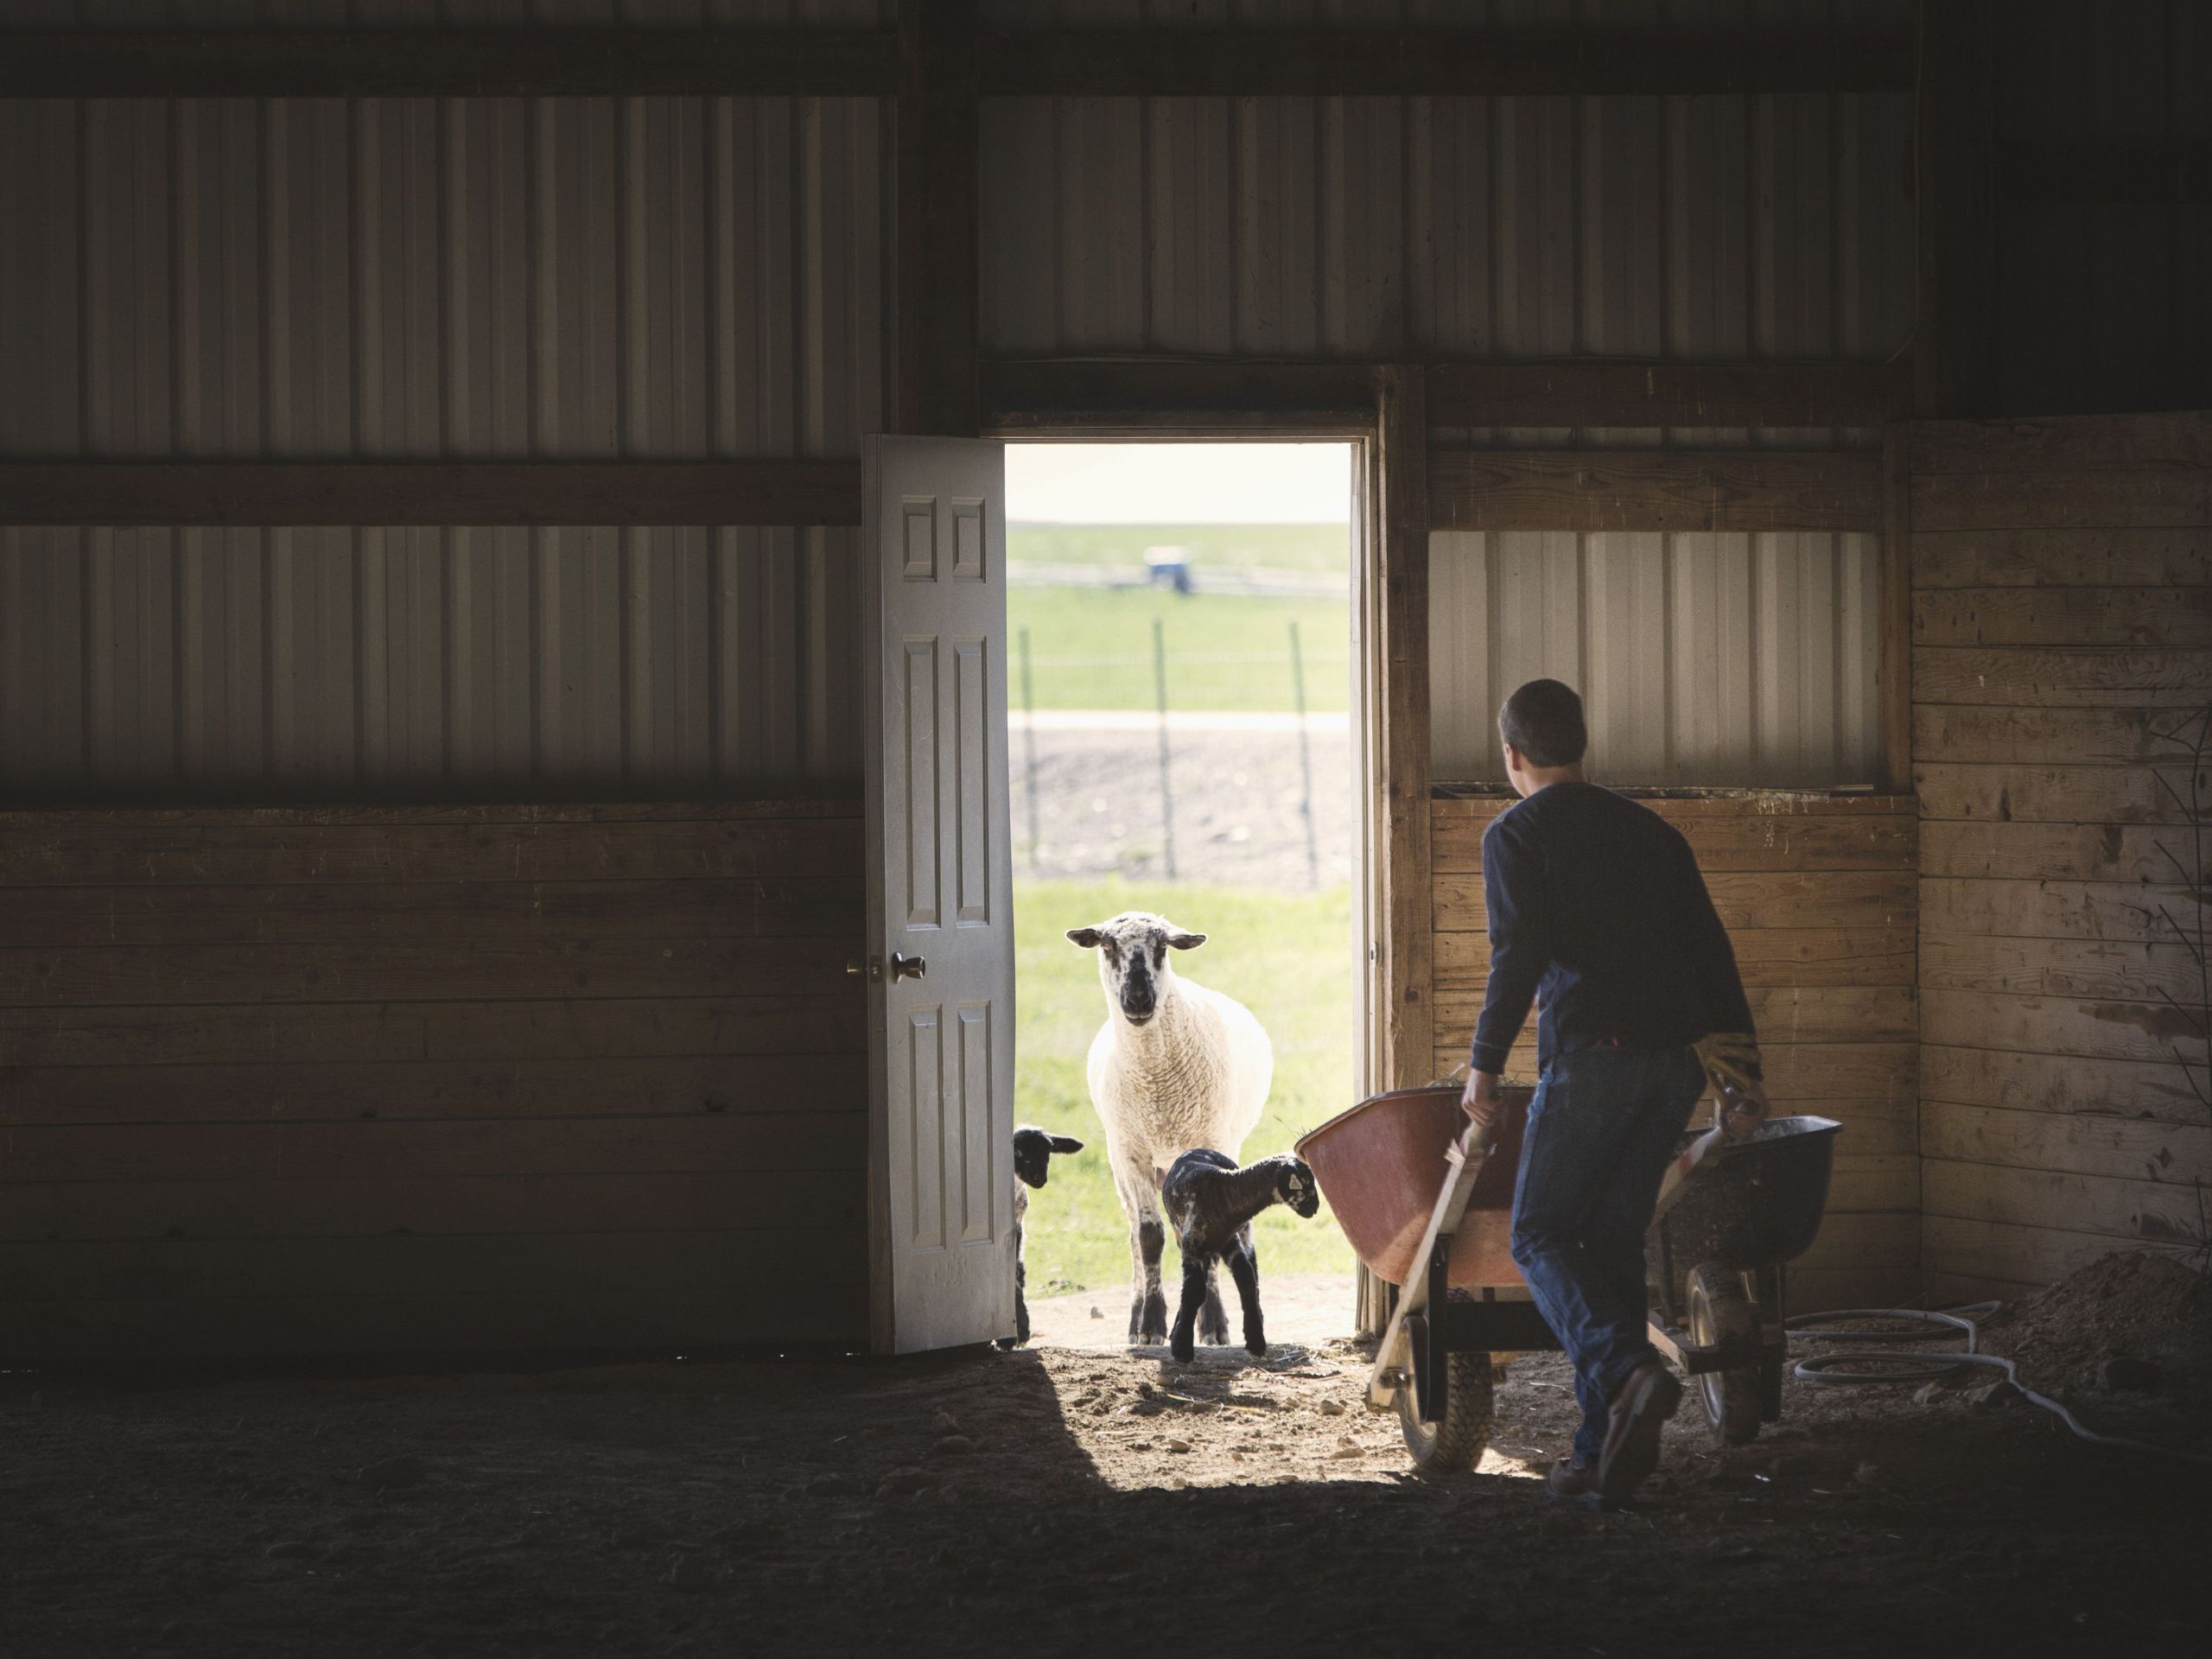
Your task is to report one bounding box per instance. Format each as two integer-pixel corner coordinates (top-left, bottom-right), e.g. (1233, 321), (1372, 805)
(1376, 366), (1433, 1097)
(1912, 0), (2001, 417)
(1880, 428), (1914, 791)
(894, 0), (980, 438)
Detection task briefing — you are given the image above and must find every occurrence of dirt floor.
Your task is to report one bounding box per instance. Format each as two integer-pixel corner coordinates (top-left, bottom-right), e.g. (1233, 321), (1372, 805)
(6, 1257), (2210, 1658)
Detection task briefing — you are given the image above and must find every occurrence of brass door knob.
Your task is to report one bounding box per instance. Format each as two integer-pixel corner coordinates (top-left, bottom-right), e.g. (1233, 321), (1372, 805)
(890, 952), (928, 982)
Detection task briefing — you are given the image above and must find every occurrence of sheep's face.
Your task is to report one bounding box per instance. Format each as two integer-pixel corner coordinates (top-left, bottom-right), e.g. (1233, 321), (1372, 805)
(1065, 912), (1207, 1028)
(1276, 1157), (1320, 1219)
(1014, 1126), (1085, 1190)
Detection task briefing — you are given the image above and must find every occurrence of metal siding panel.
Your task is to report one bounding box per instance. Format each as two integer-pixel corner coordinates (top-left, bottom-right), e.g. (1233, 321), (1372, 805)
(267, 99), (356, 455)
(1147, 99), (1236, 353)
(85, 527), (177, 789)
(356, 98), (445, 458)
(1433, 525), (1878, 788)
(0, 101), (82, 457)
(175, 527), (267, 790)
(1234, 96), (1321, 354)
(1056, 98), (1146, 350)
(1492, 96), (1577, 360)
(1319, 96), (1406, 356)
(267, 528), (359, 789)
(1583, 531), (1668, 780)
(1667, 531), (1757, 785)
(1407, 96), (1492, 354)
(1427, 531), (1490, 781)
(978, 98), (1060, 353)
(0, 531), (87, 795)
(82, 100), (172, 456)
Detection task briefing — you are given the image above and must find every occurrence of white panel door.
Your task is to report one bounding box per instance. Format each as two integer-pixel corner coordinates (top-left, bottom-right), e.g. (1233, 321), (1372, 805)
(861, 435), (1015, 1354)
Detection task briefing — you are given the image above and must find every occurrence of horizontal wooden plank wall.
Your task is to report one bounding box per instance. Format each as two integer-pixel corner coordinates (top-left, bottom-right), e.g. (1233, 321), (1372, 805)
(1430, 791), (1920, 1312)
(0, 801), (868, 1362)
(1910, 410), (2212, 1304)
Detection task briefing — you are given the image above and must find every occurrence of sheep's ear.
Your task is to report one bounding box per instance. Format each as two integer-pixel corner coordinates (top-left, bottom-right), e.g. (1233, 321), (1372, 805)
(1166, 931), (1208, 950)
(1065, 927), (1103, 950)
(1049, 1134), (1085, 1155)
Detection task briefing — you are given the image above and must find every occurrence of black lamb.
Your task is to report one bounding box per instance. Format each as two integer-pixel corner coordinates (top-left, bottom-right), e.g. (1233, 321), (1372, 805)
(1004, 1126), (1084, 1349)
(1159, 1149), (1320, 1363)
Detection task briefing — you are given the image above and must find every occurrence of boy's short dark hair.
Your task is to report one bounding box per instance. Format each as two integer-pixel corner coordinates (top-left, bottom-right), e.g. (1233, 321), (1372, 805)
(1498, 678), (1587, 768)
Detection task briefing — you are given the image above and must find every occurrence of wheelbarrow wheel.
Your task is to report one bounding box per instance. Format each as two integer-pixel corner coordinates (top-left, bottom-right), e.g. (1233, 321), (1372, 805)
(1396, 1349), (1494, 1477)
(1687, 1264), (1761, 1446)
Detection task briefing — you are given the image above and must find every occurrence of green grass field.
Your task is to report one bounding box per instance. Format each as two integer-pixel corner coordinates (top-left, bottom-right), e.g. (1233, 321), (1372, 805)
(1009, 521), (1350, 575)
(1008, 586), (1352, 713)
(1013, 878), (1358, 1303)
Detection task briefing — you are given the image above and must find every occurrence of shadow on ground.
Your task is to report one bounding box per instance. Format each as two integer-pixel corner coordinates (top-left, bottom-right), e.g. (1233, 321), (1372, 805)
(4, 1326), (2207, 1657)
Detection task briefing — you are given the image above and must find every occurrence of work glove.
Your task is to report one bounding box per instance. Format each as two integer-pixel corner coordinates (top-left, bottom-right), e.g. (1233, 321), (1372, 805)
(1694, 1032), (1770, 1141)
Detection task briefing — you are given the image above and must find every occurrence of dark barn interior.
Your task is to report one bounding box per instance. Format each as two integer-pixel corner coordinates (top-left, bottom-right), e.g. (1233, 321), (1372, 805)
(2, 3), (2209, 1656)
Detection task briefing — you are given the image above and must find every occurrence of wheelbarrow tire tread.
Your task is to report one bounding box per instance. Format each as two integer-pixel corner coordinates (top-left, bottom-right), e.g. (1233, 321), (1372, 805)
(1397, 1349), (1494, 1477)
(1688, 1264), (1762, 1446)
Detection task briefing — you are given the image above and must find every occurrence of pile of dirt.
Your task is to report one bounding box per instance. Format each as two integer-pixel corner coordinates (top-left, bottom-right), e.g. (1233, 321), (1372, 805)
(1980, 1250), (2212, 1402)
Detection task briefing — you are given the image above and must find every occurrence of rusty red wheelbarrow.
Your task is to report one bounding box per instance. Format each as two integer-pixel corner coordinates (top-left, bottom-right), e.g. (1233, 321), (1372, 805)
(1296, 1081), (1840, 1476)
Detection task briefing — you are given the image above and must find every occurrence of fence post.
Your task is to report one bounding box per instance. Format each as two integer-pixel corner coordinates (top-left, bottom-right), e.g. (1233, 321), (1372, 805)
(1018, 624), (1040, 872)
(1289, 617), (1319, 887)
(1152, 615), (1178, 880)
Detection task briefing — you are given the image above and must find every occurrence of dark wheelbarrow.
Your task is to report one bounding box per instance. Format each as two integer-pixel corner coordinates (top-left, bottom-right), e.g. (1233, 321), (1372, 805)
(1296, 1083), (1841, 1476)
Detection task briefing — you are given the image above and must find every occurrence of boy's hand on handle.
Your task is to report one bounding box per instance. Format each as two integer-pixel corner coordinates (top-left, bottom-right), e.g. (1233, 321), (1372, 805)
(1459, 1069), (1503, 1154)
(1454, 1069), (1503, 1163)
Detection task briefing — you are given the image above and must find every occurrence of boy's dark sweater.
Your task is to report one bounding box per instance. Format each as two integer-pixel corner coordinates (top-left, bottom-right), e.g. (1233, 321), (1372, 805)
(1470, 780), (1756, 1077)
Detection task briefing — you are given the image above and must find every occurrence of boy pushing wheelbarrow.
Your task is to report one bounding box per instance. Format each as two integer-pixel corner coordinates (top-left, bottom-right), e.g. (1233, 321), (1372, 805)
(1457, 679), (1770, 1504)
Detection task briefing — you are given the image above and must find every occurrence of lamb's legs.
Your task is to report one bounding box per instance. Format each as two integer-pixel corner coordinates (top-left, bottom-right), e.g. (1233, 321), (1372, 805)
(1114, 1152), (1169, 1345)
(1169, 1249), (1211, 1363)
(1198, 1259), (1232, 1346)
(1227, 1226), (1266, 1357)
(1012, 1217), (1029, 1344)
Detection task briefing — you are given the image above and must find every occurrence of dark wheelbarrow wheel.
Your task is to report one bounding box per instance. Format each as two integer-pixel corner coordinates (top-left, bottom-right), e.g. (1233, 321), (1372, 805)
(1687, 1264), (1762, 1446)
(1396, 1294), (1494, 1476)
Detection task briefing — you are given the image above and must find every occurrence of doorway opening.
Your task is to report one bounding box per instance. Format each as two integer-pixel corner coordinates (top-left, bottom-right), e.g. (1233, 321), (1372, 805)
(1002, 441), (1364, 1354)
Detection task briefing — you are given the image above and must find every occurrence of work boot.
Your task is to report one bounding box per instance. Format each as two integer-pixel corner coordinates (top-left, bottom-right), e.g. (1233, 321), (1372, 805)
(1597, 1357), (1683, 1502)
(1544, 1458), (1601, 1503)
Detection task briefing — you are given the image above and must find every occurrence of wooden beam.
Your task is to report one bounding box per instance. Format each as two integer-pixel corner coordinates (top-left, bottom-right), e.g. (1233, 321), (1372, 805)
(1, 23), (1910, 100)
(982, 358), (1907, 432)
(1880, 427), (1914, 790)
(1913, 0), (2001, 417)
(894, 1), (980, 438)
(1431, 360), (1909, 430)
(0, 462), (862, 527)
(1376, 366), (1433, 1097)
(980, 359), (1376, 432)
(0, 28), (899, 97)
(2002, 137), (2212, 206)
(976, 28), (1911, 97)
(1427, 449), (1884, 533)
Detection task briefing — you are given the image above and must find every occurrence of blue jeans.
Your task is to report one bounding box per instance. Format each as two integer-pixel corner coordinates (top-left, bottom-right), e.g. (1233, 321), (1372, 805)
(1509, 1045), (1706, 1466)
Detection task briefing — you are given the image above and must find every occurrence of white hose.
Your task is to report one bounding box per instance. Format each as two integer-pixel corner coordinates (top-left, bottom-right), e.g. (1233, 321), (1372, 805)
(1786, 1305), (2212, 1466)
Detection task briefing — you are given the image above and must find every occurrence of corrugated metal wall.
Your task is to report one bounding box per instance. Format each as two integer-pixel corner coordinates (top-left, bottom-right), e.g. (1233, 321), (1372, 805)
(1999, 0), (2212, 416)
(980, 2), (1916, 369)
(0, 76), (884, 798)
(0, 526), (860, 798)
(982, 88), (1913, 367)
(1429, 530), (1882, 785)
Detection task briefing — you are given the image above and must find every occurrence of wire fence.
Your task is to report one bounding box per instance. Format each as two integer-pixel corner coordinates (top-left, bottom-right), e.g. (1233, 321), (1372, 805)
(1012, 648), (1351, 715)
(1014, 620), (1342, 887)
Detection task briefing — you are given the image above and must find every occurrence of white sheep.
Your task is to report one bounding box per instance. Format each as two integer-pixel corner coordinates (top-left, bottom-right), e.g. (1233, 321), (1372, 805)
(1065, 912), (1274, 1347)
